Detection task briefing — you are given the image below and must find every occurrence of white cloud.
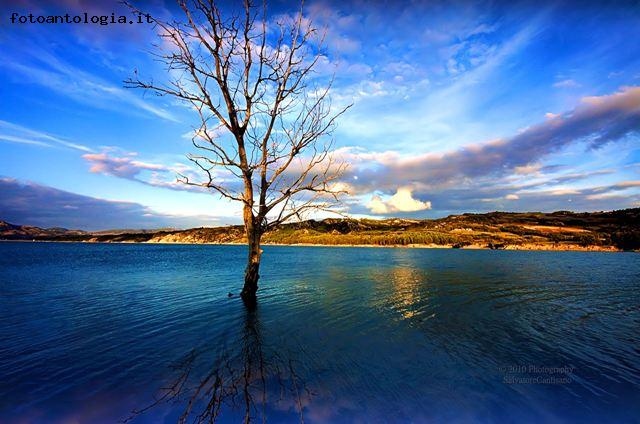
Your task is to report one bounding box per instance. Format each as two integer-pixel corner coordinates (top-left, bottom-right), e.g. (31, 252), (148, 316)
(367, 187), (432, 214)
(505, 194), (519, 200)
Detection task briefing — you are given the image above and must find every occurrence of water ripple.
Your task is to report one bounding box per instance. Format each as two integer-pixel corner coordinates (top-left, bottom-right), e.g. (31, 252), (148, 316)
(0, 244), (638, 423)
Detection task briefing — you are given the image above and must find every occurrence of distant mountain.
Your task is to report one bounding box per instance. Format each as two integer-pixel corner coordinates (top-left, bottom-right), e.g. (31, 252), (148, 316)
(1, 208), (639, 251)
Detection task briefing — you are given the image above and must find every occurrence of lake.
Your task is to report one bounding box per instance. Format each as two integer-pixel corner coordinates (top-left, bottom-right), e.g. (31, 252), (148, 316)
(1, 242), (639, 423)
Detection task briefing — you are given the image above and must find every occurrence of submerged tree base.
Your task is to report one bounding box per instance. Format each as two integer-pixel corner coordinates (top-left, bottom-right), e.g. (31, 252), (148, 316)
(241, 260), (260, 309)
(240, 291), (258, 311)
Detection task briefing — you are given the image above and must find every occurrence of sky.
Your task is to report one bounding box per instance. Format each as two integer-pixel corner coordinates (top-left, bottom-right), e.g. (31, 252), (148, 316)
(1, 0), (639, 230)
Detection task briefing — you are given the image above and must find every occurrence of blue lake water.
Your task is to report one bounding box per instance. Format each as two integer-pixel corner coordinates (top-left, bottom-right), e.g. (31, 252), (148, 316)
(1, 242), (639, 423)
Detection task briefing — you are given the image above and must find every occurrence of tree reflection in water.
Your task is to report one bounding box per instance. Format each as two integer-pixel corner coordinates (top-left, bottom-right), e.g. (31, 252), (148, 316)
(126, 304), (311, 423)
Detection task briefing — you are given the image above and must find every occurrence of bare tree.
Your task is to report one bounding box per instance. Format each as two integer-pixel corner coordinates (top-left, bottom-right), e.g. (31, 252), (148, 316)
(126, 0), (349, 303)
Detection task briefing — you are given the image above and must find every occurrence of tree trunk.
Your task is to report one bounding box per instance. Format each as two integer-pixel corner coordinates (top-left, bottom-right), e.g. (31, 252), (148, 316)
(241, 226), (262, 305)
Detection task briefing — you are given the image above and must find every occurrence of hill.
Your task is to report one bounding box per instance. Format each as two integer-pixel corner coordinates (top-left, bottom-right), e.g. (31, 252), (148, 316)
(1, 209), (639, 251)
(0, 221), (88, 240)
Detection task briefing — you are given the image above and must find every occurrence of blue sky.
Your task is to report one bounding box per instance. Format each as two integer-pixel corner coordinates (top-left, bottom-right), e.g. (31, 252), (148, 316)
(1, 0), (639, 230)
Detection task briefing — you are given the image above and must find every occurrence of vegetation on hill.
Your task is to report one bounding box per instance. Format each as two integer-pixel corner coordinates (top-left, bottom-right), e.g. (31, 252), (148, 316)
(1, 208), (639, 251)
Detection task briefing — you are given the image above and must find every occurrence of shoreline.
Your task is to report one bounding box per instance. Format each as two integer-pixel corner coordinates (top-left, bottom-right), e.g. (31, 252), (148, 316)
(1, 239), (631, 252)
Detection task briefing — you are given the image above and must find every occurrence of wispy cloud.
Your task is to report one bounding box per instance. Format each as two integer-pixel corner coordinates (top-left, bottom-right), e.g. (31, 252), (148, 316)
(343, 85), (640, 193)
(0, 47), (177, 122)
(82, 148), (208, 193)
(331, 12), (547, 151)
(553, 79), (580, 88)
(334, 86), (640, 215)
(0, 120), (92, 152)
(519, 181), (640, 204)
(84, 152), (166, 178)
(0, 135), (52, 148)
